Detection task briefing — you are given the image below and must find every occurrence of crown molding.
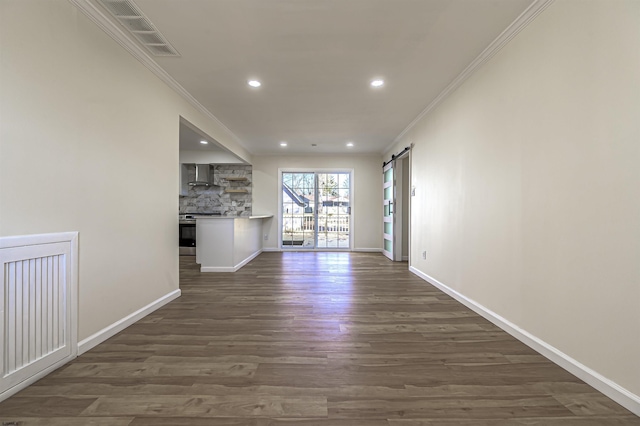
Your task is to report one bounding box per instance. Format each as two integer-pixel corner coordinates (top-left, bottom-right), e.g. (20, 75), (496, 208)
(68, 0), (248, 152)
(386, 0), (555, 153)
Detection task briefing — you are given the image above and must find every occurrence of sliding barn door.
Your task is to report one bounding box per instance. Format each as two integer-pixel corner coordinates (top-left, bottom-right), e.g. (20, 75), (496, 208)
(382, 162), (395, 260)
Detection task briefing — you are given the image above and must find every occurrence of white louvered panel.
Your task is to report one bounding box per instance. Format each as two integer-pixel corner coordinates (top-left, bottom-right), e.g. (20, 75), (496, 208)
(4, 255), (65, 375)
(0, 234), (78, 399)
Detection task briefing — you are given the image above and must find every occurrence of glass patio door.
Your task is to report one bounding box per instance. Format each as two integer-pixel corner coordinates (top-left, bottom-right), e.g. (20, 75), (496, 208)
(281, 171), (351, 249)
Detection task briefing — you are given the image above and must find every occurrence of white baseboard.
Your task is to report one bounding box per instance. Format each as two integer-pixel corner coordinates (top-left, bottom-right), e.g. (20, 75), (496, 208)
(235, 249), (262, 270)
(259, 248), (383, 253)
(200, 266), (237, 272)
(78, 289), (181, 355)
(409, 266), (640, 417)
(0, 353), (75, 403)
(200, 249), (262, 272)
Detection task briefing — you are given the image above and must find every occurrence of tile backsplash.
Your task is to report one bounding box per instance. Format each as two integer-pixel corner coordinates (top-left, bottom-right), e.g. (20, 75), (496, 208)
(179, 164), (252, 216)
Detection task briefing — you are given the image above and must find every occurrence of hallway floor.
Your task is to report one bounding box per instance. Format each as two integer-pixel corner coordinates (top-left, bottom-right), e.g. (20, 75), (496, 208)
(1, 252), (638, 425)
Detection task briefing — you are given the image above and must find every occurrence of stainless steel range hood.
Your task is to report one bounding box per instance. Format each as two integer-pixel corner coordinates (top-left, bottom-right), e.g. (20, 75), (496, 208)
(188, 164), (215, 187)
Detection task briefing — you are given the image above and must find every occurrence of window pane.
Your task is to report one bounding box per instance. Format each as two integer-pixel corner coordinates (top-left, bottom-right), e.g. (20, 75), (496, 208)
(384, 168), (393, 183)
(384, 186), (392, 200)
(384, 222), (392, 235)
(338, 173), (349, 189)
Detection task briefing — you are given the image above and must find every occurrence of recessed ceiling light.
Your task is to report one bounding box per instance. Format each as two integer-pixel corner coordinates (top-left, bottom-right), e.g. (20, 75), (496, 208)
(346, 142), (354, 147)
(200, 140), (208, 145)
(248, 80), (261, 88)
(280, 141), (288, 147)
(370, 79), (384, 87)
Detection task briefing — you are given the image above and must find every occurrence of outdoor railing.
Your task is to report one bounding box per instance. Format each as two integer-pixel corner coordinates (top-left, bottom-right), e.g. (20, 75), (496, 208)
(283, 213), (350, 233)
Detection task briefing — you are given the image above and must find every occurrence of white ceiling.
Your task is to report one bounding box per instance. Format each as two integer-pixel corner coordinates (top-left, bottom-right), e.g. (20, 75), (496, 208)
(102, 0), (534, 155)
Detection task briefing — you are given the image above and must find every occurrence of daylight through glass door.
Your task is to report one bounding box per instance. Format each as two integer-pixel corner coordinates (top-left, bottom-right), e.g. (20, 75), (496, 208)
(282, 172), (351, 249)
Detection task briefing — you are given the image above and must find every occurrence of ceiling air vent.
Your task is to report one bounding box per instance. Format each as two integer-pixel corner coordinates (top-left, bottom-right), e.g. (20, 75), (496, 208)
(98, 0), (180, 57)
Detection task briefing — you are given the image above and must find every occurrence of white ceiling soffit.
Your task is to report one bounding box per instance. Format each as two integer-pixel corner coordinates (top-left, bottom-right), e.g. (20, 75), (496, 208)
(70, 0), (554, 156)
(179, 119), (248, 164)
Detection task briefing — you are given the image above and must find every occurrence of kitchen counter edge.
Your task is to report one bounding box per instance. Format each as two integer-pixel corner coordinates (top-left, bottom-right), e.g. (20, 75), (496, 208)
(194, 215), (273, 220)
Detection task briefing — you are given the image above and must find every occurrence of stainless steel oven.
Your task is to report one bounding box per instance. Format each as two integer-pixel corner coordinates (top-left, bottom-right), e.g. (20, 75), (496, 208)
(179, 219), (196, 255)
(179, 213), (221, 255)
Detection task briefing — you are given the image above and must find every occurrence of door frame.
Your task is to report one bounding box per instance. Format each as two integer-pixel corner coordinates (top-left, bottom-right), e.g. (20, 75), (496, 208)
(395, 150), (411, 263)
(278, 168), (354, 251)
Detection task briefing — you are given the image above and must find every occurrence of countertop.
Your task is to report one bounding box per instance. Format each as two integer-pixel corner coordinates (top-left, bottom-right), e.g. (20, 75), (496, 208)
(193, 214), (273, 220)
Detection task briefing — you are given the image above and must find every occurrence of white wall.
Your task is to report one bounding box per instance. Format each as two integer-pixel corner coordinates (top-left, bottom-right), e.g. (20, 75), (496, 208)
(386, 0), (640, 401)
(252, 155), (382, 251)
(233, 219), (263, 267)
(0, 1), (250, 342)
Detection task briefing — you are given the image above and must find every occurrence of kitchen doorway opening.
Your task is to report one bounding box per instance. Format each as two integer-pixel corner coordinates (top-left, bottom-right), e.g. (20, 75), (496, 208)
(279, 170), (353, 250)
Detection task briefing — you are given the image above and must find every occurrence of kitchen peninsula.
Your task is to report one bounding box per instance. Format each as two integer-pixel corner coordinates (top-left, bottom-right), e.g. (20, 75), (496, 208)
(195, 215), (272, 272)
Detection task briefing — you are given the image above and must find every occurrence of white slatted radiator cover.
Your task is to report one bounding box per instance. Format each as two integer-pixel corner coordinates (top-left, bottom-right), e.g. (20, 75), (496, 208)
(0, 232), (78, 400)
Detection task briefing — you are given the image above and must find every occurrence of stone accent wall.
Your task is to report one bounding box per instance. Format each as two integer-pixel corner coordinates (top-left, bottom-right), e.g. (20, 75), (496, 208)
(179, 164), (252, 216)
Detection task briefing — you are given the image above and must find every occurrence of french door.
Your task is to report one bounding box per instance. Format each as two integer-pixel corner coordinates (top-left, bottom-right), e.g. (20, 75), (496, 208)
(281, 171), (352, 249)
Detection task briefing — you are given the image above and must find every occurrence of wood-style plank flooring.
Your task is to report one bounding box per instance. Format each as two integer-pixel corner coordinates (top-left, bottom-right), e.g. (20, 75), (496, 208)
(1, 252), (638, 425)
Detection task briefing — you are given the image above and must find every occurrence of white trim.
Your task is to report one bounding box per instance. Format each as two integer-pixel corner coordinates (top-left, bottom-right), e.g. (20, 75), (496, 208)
(200, 249), (262, 273)
(409, 266), (640, 417)
(262, 247), (281, 253)
(278, 168), (354, 251)
(386, 0), (555, 152)
(263, 248), (378, 253)
(350, 170), (356, 251)
(0, 231), (79, 404)
(69, 231), (80, 362)
(200, 266), (238, 273)
(407, 149), (412, 265)
(279, 168), (356, 173)
(278, 170), (283, 249)
(278, 248), (353, 253)
(235, 249), (262, 270)
(78, 289), (181, 355)
(68, 0), (248, 157)
(0, 231), (79, 249)
(0, 355), (75, 403)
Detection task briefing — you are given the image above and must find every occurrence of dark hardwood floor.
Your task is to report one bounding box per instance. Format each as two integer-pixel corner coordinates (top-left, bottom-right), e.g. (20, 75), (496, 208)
(1, 252), (638, 425)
